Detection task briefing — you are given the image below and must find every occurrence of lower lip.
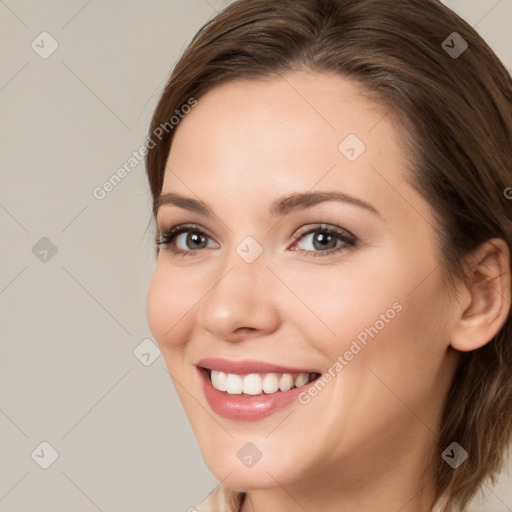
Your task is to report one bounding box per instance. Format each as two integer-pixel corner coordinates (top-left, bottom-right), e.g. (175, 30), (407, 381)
(199, 368), (312, 421)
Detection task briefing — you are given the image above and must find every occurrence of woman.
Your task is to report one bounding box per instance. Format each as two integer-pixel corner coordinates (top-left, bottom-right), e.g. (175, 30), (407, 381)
(145, 0), (512, 510)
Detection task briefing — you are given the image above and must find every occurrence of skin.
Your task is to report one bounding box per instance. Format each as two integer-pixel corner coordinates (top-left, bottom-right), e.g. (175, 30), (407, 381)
(146, 71), (511, 512)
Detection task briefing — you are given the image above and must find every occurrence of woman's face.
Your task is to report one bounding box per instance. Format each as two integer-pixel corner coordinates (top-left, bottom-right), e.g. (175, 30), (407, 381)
(146, 71), (461, 493)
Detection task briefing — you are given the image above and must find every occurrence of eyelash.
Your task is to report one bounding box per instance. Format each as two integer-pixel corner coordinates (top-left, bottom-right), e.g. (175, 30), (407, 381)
(156, 223), (357, 259)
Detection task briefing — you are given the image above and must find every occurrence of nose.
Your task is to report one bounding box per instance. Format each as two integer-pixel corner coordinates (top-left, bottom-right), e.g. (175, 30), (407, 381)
(197, 252), (281, 342)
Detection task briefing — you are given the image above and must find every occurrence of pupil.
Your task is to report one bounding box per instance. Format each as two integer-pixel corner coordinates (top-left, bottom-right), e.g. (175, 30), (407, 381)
(313, 232), (336, 250)
(188, 232), (206, 249)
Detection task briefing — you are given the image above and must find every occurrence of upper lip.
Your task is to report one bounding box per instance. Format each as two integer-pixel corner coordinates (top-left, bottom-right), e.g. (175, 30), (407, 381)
(196, 357), (320, 375)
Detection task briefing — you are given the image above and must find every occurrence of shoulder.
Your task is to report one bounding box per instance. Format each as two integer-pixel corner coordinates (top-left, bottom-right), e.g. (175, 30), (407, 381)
(195, 484), (245, 512)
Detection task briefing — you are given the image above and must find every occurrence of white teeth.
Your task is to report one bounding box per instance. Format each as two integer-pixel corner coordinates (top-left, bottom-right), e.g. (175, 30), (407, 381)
(243, 374), (262, 395)
(210, 370), (316, 395)
(278, 374), (294, 391)
(294, 373), (309, 387)
(225, 373), (243, 394)
(211, 370), (227, 392)
(262, 373), (279, 393)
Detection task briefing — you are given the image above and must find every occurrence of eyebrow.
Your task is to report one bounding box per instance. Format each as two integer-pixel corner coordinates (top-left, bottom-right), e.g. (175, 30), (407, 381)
(154, 191), (381, 219)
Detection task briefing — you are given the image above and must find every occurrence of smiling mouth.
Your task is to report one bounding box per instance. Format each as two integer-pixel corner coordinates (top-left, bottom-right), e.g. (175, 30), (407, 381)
(205, 369), (321, 396)
(196, 360), (323, 420)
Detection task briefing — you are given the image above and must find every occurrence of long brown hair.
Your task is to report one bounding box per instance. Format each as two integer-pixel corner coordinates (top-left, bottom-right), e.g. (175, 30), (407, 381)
(145, 1), (512, 510)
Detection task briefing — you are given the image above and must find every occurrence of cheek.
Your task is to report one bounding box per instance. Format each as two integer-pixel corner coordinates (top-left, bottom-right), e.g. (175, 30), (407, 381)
(279, 259), (405, 356)
(146, 262), (197, 351)
(321, 258), (451, 403)
(284, 248), (447, 366)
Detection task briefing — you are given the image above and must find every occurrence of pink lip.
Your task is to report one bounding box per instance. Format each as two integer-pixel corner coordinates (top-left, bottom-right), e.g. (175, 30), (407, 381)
(196, 358), (321, 422)
(196, 357), (319, 375)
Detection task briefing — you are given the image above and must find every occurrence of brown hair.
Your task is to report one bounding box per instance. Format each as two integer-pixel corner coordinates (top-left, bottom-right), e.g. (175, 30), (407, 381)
(145, 0), (512, 510)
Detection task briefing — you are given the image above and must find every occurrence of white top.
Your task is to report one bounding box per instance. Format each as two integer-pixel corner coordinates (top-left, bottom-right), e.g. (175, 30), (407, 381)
(195, 484), (482, 512)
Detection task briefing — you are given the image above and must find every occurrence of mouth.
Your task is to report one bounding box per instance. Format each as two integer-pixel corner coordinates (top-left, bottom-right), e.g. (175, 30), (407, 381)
(205, 368), (320, 396)
(196, 358), (322, 421)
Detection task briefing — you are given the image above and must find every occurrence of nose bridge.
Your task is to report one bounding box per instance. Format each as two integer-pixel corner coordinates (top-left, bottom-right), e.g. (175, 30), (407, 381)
(197, 237), (279, 337)
(211, 239), (268, 310)
(215, 233), (268, 295)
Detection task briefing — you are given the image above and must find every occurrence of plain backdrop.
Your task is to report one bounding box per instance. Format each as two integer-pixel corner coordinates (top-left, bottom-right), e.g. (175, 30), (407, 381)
(1, 1), (511, 511)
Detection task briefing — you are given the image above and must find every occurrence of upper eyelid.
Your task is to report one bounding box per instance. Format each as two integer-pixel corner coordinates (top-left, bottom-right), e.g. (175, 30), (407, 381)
(158, 222), (348, 235)
(293, 223), (355, 239)
(158, 222), (214, 237)
(158, 222), (355, 247)
(157, 223), (218, 244)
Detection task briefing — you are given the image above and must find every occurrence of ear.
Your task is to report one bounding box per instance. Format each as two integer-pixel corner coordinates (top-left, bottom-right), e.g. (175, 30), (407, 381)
(450, 238), (511, 352)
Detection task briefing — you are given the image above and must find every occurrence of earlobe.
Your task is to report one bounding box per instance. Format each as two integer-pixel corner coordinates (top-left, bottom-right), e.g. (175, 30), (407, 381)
(450, 238), (511, 352)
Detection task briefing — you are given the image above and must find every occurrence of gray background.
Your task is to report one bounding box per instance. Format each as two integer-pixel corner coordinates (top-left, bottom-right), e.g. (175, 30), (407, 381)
(1, 1), (511, 511)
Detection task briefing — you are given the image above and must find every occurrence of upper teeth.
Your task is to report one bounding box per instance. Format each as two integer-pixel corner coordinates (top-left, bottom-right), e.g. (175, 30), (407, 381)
(210, 370), (315, 395)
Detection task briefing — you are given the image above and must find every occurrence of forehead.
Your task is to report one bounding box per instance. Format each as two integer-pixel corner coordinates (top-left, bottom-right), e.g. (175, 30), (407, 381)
(160, 71), (427, 225)
(167, 71), (388, 164)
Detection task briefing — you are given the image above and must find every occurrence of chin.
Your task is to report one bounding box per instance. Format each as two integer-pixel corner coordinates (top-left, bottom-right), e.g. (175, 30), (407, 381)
(199, 439), (309, 491)
(209, 462), (288, 491)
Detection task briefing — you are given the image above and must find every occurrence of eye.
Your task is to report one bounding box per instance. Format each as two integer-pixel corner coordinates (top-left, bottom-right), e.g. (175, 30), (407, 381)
(157, 222), (357, 259)
(157, 223), (218, 256)
(290, 223), (356, 257)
